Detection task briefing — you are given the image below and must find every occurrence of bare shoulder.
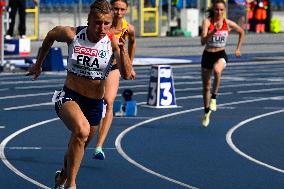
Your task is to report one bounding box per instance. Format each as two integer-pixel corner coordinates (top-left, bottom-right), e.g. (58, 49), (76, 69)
(52, 26), (76, 43)
(61, 26), (76, 38)
(127, 23), (135, 35)
(202, 18), (210, 24)
(201, 18), (210, 28)
(226, 19), (237, 28)
(226, 19), (242, 31)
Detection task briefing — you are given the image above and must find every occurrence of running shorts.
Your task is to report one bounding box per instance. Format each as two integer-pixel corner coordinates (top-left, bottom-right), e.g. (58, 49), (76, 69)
(53, 86), (103, 126)
(201, 50), (228, 69)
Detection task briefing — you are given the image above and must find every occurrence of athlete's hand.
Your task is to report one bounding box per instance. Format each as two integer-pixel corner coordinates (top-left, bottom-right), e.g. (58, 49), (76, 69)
(26, 63), (42, 80)
(130, 68), (136, 80)
(235, 49), (241, 57)
(118, 29), (128, 47)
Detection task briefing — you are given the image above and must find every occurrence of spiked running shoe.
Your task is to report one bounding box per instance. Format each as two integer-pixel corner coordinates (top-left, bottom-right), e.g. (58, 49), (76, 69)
(202, 110), (212, 127)
(210, 99), (217, 111)
(93, 147), (105, 160)
(54, 170), (65, 189)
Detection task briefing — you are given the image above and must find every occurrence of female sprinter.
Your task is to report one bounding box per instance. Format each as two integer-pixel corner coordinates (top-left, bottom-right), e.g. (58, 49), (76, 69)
(200, 0), (245, 127)
(26, 0), (133, 188)
(93, 0), (136, 160)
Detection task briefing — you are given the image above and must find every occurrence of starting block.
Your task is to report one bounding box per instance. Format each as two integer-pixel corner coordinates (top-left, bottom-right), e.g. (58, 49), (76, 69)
(114, 100), (137, 117)
(147, 65), (177, 108)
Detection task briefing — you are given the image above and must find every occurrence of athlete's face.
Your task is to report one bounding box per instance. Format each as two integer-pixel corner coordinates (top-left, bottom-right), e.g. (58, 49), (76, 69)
(88, 12), (113, 40)
(214, 3), (226, 19)
(112, 1), (128, 19)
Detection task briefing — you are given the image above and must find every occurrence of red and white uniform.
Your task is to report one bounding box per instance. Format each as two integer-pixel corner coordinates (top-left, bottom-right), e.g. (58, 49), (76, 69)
(206, 19), (229, 48)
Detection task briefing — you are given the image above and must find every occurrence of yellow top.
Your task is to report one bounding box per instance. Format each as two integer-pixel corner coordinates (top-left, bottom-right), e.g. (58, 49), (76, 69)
(114, 18), (129, 39)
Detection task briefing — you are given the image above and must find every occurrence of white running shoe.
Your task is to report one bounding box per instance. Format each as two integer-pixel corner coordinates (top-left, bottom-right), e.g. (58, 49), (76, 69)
(202, 110), (212, 127)
(210, 99), (217, 111)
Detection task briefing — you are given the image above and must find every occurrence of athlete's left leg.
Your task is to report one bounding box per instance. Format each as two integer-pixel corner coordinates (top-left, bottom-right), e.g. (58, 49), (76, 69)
(212, 58), (226, 96)
(201, 68), (213, 127)
(55, 125), (99, 188)
(94, 69), (120, 159)
(210, 58), (226, 111)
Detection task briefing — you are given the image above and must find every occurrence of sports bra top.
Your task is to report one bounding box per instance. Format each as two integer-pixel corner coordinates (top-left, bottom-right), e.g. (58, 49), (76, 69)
(206, 19), (229, 48)
(66, 26), (113, 80)
(114, 18), (129, 39)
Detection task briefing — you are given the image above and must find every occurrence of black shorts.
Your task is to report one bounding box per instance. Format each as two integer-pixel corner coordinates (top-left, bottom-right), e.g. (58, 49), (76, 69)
(53, 86), (103, 126)
(111, 63), (118, 71)
(201, 50), (228, 69)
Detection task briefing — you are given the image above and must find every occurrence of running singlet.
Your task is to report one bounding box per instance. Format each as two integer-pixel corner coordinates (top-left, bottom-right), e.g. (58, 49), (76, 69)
(206, 19), (229, 48)
(114, 18), (128, 39)
(66, 26), (113, 80)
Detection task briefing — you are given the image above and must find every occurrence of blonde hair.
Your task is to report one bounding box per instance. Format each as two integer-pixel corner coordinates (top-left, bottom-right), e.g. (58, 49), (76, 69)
(89, 0), (113, 15)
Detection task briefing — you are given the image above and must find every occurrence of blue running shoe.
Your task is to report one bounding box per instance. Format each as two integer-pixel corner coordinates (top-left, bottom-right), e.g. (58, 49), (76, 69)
(93, 147), (105, 160)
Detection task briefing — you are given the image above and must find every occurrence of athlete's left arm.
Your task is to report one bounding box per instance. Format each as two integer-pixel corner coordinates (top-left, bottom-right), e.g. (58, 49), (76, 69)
(127, 24), (137, 79)
(227, 19), (245, 57)
(112, 35), (133, 80)
(127, 24), (136, 63)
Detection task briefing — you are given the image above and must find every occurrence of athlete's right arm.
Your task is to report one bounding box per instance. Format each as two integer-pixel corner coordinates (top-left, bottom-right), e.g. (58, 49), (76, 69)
(26, 26), (75, 80)
(201, 19), (216, 46)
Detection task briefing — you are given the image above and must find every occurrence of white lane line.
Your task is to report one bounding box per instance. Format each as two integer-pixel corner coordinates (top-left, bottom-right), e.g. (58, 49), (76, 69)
(15, 84), (63, 90)
(4, 102), (53, 111)
(226, 109), (284, 174)
(115, 96), (284, 189)
(238, 87), (284, 94)
(0, 92), (53, 100)
(0, 88), (9, 92)
(3, 92), (232, 111)
(6, 147), (42, 150)
(4, 147), (116, 150)
(1, 96), (283, 189)
(0, 79), (64, 85)
(0, 118), (59, 189)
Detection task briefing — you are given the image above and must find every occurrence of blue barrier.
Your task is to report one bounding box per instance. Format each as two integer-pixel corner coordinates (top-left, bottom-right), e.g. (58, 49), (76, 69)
(42, 47), (65, 71)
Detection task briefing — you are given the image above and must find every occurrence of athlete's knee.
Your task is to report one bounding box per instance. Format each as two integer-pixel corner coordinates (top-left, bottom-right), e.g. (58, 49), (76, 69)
(203, 84), (211, 92)
(202, 79), (211, 89)
(73, 122), (90, 143)
(214, 69), (222, 77)
(104, 99), (114, 111)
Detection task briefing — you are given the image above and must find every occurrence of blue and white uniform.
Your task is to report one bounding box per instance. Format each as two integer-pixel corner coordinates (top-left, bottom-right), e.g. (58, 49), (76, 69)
(53, 26), (114, 126)
(67, 26), (113, 79)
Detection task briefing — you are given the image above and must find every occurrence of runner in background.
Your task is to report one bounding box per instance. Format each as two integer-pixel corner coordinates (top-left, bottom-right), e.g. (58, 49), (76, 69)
(200, 0), (245, 127)
(93, 0), (136, 160)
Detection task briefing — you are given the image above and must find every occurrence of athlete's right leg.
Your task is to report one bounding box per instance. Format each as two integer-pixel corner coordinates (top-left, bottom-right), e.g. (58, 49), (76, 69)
(58, 101), (91, 188)
(210, 58), (226, 111)
(94, 69), (120, 159)
(201, 68), (212, 127)
(212, 58), (226, 96)
(55, 125), (99, 188)
(201, 68), (212, 110)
